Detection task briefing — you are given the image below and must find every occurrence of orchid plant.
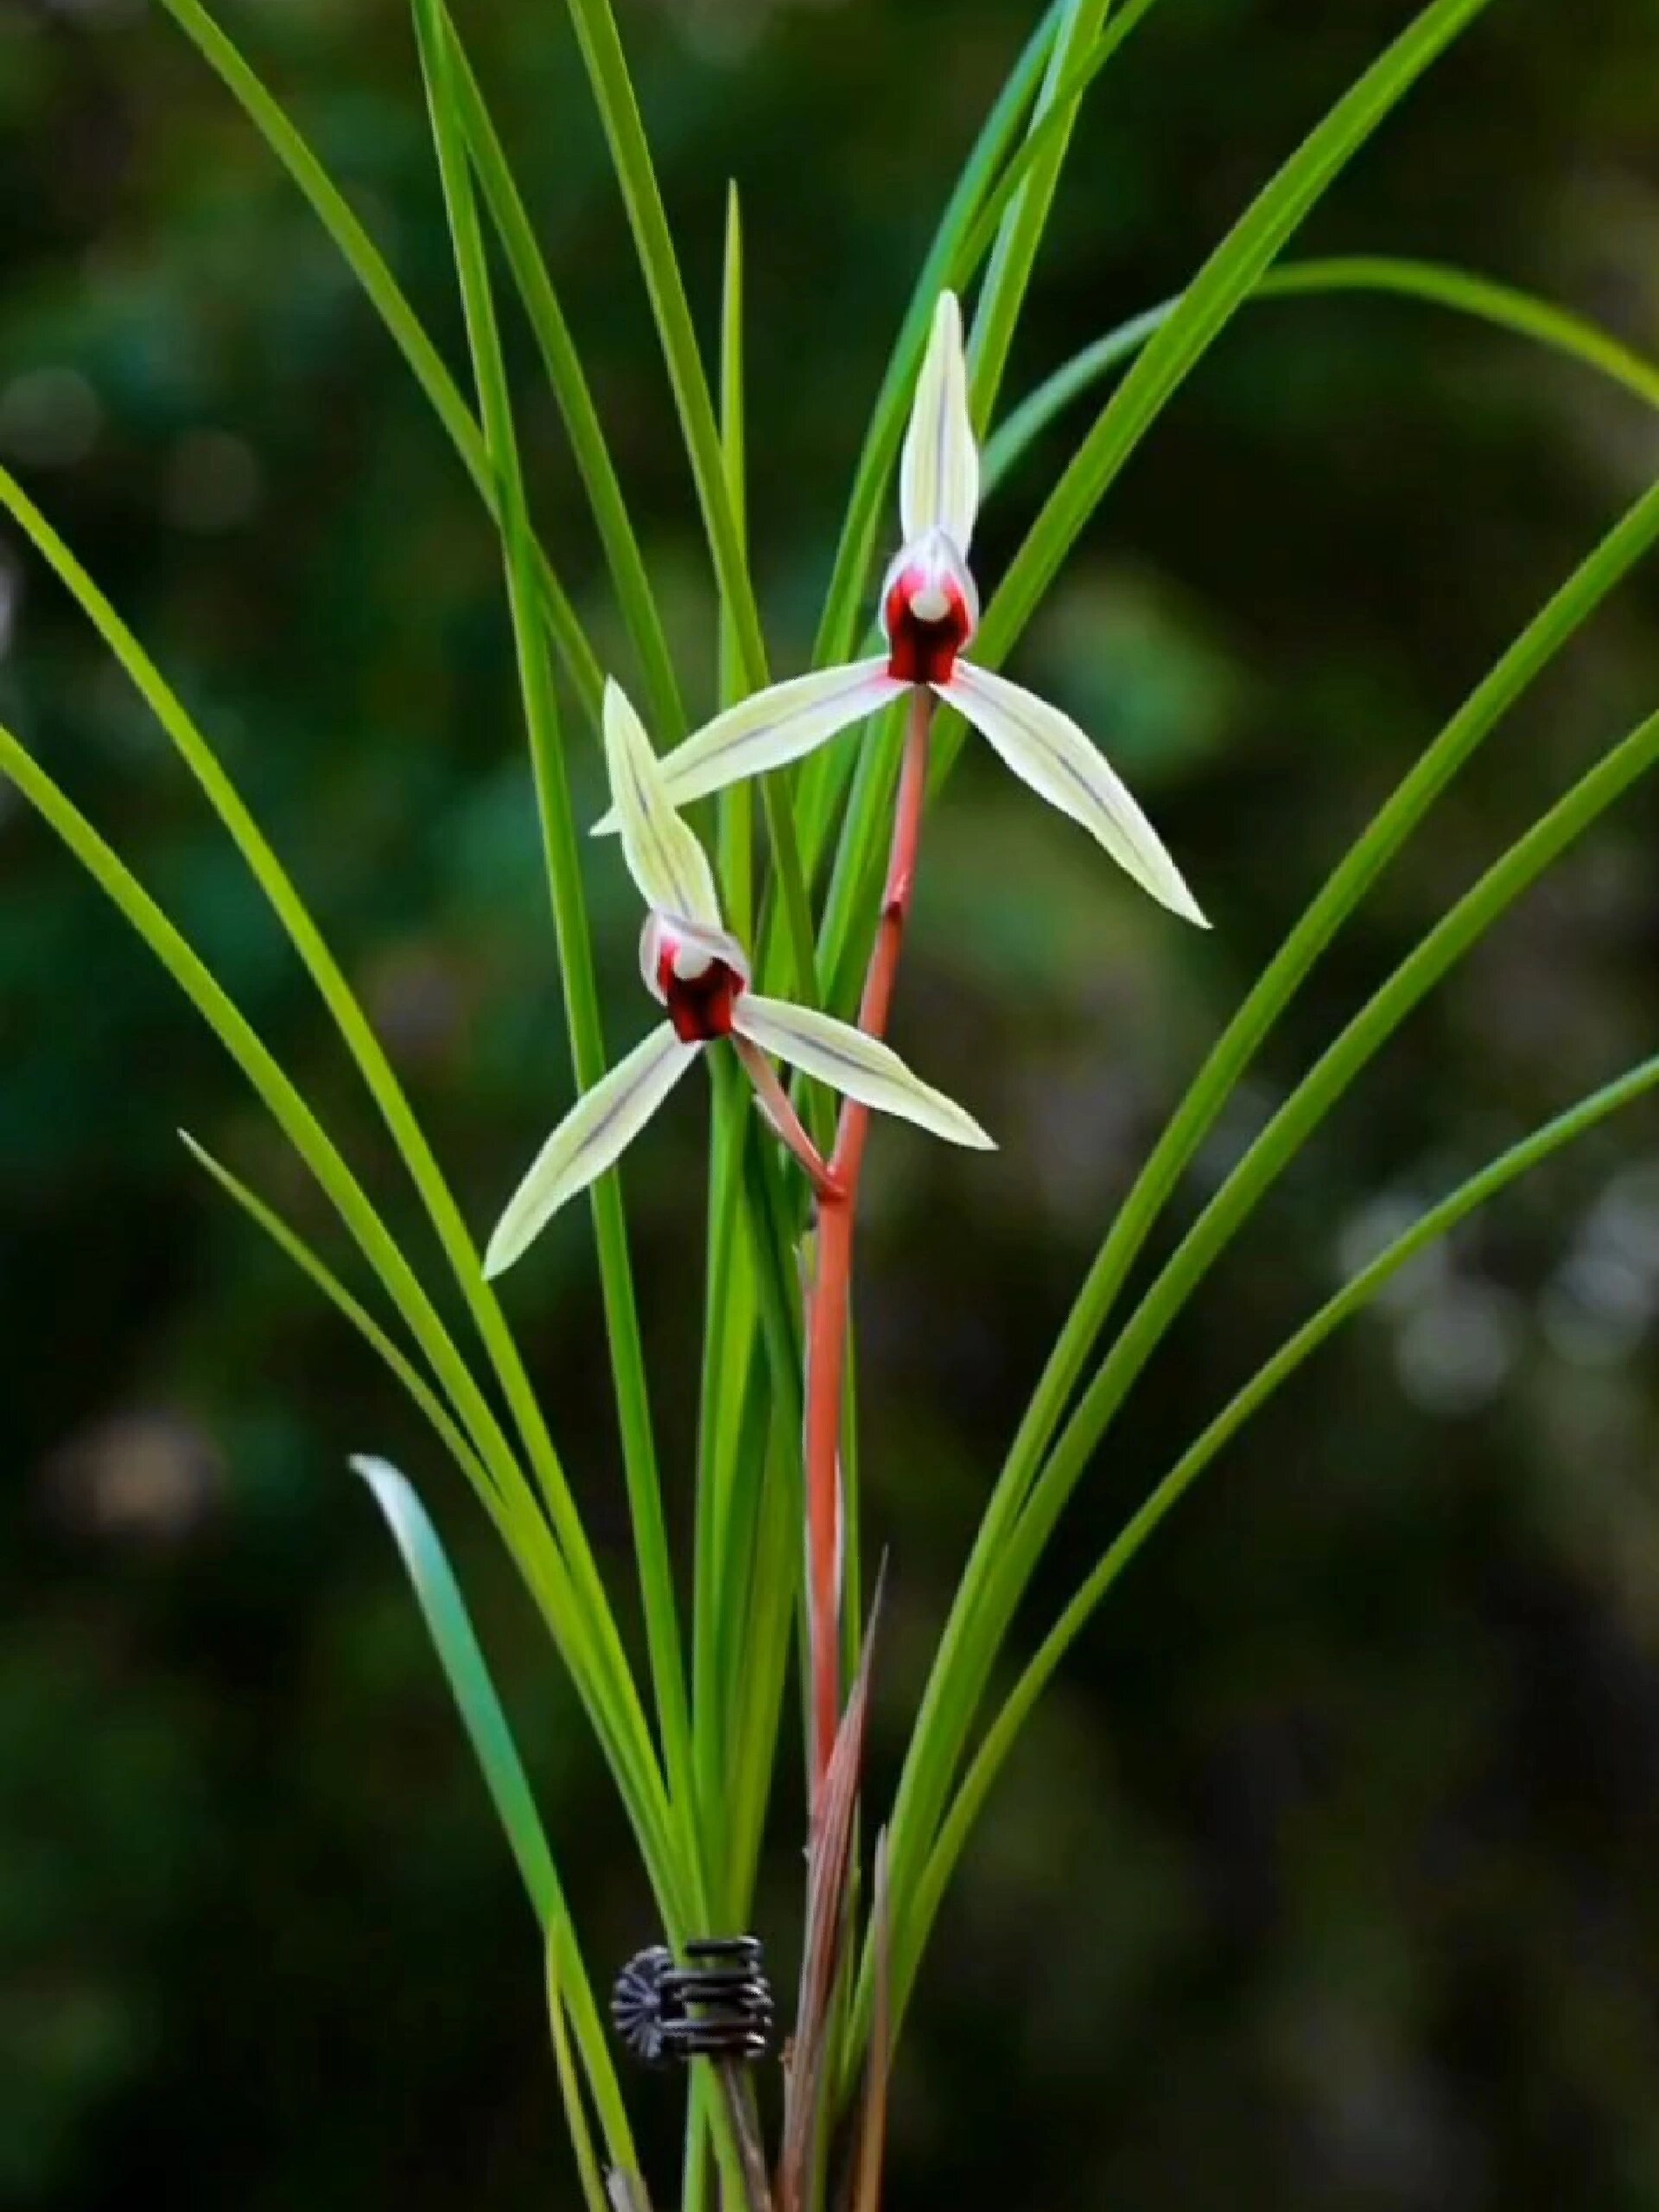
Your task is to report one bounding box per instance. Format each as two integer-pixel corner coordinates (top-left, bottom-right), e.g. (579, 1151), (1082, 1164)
(3, 0), (1658, 2209)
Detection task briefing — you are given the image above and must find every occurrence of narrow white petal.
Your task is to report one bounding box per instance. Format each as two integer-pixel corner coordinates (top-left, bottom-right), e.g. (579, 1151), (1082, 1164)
(593, 660), (902, 830)
(731, 995), (994, 1151)
(900, 291), (979, 554)
(940, 662), (1208, 926)
(483, 1025), (700, 1277)
(601, 680), (722, 929)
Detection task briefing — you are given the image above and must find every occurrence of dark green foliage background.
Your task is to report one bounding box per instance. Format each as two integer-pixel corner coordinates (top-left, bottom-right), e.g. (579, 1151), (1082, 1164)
(3, 0), (1659, 2205)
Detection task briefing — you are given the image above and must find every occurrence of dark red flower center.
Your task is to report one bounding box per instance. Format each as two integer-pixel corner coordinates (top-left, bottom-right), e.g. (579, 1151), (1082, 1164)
(656, 939), (747, 1043)
(883, 564), (975, 684)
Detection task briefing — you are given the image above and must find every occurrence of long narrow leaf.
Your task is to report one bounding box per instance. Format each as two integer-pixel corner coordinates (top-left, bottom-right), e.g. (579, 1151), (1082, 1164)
(0, 455), (680, 1910)
(410, 0), (700, 1906)
(354, 1456), (637, 2177)
(983, 256), (1659, 494)
(556, 0), (818, 1001)
(0, 715), (682, 1908)
(547, 1941), (617, 2212)
(354, 1453), (569, 1924)
(182, 1135), (498, 1503)
(978, 0), (1497, 671)
(810, 0), (1065, 675)
(870, 1039), (1659, 2054)
(558, 0), (762, 686)
(948, 0), (1166, 308)
(155, 0), (603, 722)
(448, 35), (684, 741)
(817, 0), (1499, 982)
(967, 0), (1117, 429)
(886, 693), (1659, 1999)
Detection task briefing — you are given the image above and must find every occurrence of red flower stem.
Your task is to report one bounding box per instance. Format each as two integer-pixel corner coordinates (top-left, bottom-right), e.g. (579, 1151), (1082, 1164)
(804, 688), (933, 1797)
(731, 1034), (842, 1205)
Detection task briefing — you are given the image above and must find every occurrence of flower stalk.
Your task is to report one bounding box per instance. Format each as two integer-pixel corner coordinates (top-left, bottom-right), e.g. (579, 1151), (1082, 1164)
(805, 688), (933, 1792)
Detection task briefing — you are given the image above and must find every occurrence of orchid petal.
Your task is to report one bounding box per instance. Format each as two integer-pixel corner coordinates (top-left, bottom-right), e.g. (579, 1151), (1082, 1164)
(483, 1024), (701, 1277)
(939, 662), (1207, 926)
(900, 291), (978, 555)
(601, 680), (722, 929)
(594, 660), (903, 830)
(731, 995), (994, 1151)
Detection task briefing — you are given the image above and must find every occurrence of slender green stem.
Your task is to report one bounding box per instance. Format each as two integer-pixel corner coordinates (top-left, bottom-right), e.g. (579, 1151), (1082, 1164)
(695, 187), (770, 1898)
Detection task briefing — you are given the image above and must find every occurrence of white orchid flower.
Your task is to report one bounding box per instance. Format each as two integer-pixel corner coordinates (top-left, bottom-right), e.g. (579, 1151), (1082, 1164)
(593, 291), (1204, 925)
(483, 682), (993, 1279)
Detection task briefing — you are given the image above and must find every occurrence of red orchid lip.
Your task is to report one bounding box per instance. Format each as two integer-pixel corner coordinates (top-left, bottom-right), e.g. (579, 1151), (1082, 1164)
(880, 532), (979, 685)
(641, 912), (751, 1042)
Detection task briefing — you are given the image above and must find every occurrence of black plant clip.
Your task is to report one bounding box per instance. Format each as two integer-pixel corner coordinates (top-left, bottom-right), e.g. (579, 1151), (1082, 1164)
(611, 1936), (773, 2066)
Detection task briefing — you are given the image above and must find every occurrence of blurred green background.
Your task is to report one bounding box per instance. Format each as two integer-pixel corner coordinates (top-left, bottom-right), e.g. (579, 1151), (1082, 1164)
(4, 0), (1659, 2205)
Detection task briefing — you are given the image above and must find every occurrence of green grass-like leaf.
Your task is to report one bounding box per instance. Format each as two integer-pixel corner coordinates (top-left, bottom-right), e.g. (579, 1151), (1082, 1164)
(983, 255), (1659, 493)
(354, 1454), (637, 2178)
(981, 0), (1498, 664)
(873, 1033), (1659, 2055)
(872, 682), (1659, 2053)
(557, 0), (817, 1005)
(155, 0), (604, 725)
(808, 0), (1067, 677)
(448, 32), (684, 741)
(813, 0), (1500, 1007)
(410, 0), (700, 1918)
(966, 0), (1119, 427)
(0, 713), (685, 1904)
(183, 1136), (499, 1502)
